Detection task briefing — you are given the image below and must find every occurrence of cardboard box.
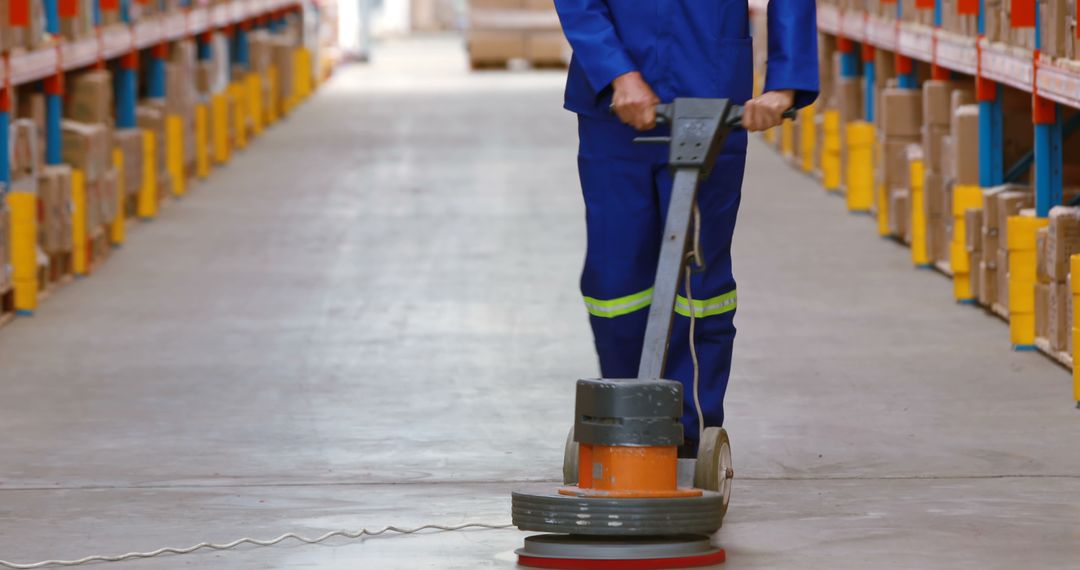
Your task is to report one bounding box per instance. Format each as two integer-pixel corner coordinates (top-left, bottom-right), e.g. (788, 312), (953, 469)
(137, 103), (167, 174)
(998, 247), (1010, 312)
(889, 189), (909, 240)
(98, 168), (119, 227)
(996, 191), (1035, 248)
(1050, 282), (1070, 351)
(1037, 226), (1051, 283)
(525, 31), (569, 65)
(11, 121), (38, 180)
(468, 30), (527, 64)
(922, 124), (949, 173)
(272, 39), (296, 102)
(61, 120), (111, 183)
(838, 77), (864, 125)
(970, 250), (982, 296)
(881, 88), (923, 138)
(112, 129), (143, 198)
(39, 165), (73, 253)
(1046, 207), (1080, 282)
(966, 209), (983, 253)
(196, 61), (215, 95)
(942, 134), (955, 181)
(925, 170), (946, 218)
(166, 62), (196, 120)
(878, 137), (920, 190)
(950, 87), (976, 116)
(67, 70), (113, 124)
(953, 105), (980, 186)
(1036, 282), (1050, 339)
(923, 80), (961, 127)
(980, 261), (998, 307)
(1044, 0), (1070, 57)
(18, 93), (46, 140)
(929, 215), (949, 263)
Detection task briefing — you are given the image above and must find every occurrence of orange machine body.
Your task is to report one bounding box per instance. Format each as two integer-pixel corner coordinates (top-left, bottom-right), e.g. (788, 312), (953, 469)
(561, 444), (702, 499)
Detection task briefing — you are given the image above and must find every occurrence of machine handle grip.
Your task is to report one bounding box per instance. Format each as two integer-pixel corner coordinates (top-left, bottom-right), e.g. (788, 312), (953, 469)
(721, 105), (798, 128)
(650, 103), (797, 128)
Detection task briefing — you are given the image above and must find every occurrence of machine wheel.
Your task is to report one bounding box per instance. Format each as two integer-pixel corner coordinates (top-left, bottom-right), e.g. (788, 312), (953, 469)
(694, 427), (733, 523)
(562, 426), (578, 485)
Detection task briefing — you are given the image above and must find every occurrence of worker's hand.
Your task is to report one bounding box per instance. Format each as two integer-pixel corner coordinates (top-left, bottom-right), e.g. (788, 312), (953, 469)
(611, 71), (660, 131)
(742, 90), (796, 132)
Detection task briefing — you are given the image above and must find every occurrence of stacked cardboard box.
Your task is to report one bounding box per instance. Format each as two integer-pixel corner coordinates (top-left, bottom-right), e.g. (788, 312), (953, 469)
(468, 0), (568, 68)
(66, 71), (114, 125)
(411, 0), (460, 32)
(922, 81), (972, 263)
(137, 102), (172, 199)
(61, 121), (111, 184)
(945, 102), (981, 296)
(965, 208), (985, 294)
(835, 56), (864, 178)
(939, 0), (979, 36)
(38, 166), (73, 256)
(1037, 207), (1080, 351)
(113, 129), (144, 203)
(871, 51), (897, 135)
(60, 0), (97, 41)
(272, 38), (296, 107)
(877, 88), (922, 238)
(982, 187), (1035, 312)
(10, 121), (40, 181)
(1043, 0), (1072, 58)
(167, 40), (199, 169)
(995, 0), (1038, 49)
(3, 0), (47, 51)
(1073, 1), (1080, 60)
(866, 0), (934, 24)
(1036, 227), (1050, 340)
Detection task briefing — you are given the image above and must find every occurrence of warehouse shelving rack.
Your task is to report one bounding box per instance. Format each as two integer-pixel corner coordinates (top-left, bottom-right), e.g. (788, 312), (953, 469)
(0, 0), (316, 326)
(750, 0), (1080, 401)
(808, 1), (1080, 221)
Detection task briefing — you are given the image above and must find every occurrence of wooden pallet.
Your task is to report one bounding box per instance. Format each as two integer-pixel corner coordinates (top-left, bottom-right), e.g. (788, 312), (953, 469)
(1035, 337), (1074, 370)
(991, 302), (1009, 321)
(468, 58), (567, 71)
(934, 260), (954, 277)
(0, 285), (14, 328)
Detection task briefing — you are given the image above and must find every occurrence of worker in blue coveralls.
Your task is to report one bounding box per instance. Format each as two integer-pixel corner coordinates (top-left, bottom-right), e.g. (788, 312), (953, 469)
(554, 1), (820, 457)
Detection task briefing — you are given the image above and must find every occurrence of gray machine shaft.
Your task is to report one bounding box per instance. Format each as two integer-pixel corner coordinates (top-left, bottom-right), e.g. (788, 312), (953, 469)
(637, 167), (703, 380)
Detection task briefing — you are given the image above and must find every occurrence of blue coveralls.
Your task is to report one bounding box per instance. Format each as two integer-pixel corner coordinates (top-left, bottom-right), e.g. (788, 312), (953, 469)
(555, 0), (820, 443)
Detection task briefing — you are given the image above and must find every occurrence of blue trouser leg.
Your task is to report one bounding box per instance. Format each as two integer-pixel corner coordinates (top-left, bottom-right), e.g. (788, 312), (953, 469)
(577, 117), (744, 443)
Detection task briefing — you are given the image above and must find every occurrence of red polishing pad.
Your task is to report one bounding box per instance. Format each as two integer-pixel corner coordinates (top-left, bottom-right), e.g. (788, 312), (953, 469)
(516, 535), (725, 570)
(518, 549), (726, 569)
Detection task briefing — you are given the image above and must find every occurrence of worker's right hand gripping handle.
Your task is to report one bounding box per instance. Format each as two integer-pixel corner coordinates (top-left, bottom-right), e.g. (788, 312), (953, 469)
(721, 105), (798, 128)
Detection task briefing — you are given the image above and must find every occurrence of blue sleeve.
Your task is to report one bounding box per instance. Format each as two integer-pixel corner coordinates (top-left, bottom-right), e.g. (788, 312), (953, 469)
(554, 0), (637, 94)
(764, 0), (820, 109)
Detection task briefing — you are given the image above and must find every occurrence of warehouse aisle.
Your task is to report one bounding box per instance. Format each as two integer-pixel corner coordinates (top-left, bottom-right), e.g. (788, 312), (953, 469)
(1, 38), (1078, 570)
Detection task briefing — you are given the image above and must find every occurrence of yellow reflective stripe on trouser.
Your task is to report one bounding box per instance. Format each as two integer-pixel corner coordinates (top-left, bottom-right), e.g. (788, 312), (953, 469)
(674, 290), (737, 318)
(583, 288), (654, 318)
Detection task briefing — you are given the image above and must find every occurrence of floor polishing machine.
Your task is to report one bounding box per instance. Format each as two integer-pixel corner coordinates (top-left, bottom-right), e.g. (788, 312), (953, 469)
(511, 99), (795, 569)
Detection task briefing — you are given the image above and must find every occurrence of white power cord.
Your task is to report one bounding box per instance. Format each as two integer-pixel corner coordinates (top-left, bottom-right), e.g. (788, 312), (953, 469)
(686, 202), (706, 441)
(0, 522), (514, 569)
(0, 204), (710, 570)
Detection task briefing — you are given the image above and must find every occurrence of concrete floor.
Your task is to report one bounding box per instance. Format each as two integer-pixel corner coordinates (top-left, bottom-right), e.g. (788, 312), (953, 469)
(1, 37), (1078, 569)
